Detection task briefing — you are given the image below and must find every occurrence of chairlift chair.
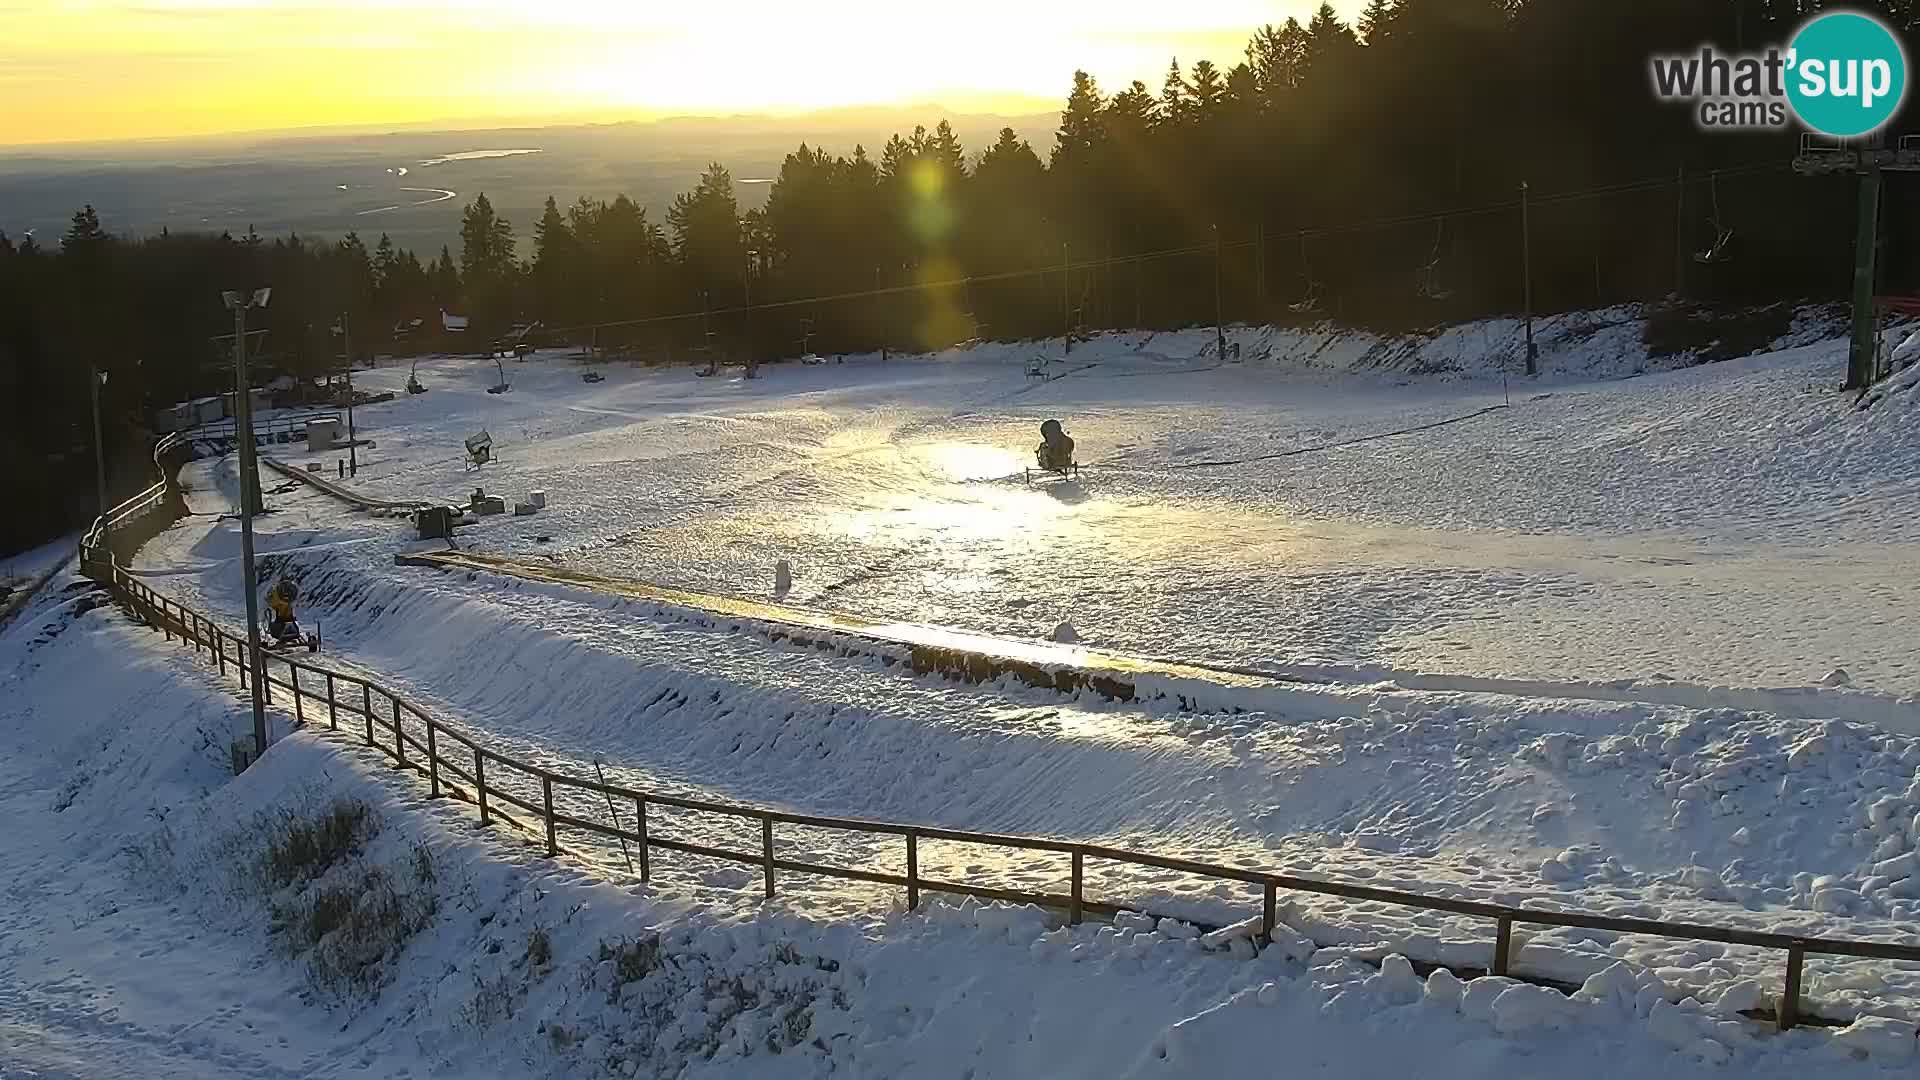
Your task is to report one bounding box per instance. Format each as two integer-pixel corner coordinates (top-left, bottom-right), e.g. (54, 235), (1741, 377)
(1416, 219), (1455, 300)
(1289, 233), (1325, 315)
(1694, 171), (1734, 265)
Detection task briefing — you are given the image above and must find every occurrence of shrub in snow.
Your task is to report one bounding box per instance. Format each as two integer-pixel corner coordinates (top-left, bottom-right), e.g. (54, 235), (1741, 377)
(525, 926), (552, 971)
(266, 836), (439, 1001)
(258, 796), (378, 889)
(1048, 621), (1080, 644)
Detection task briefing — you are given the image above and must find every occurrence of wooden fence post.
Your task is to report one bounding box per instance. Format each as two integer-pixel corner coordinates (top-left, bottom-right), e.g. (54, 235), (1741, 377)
(543, 776), (558, 855)
(216, 630), (227, 676)
(1262, 883), (1277, 945)
(635, 797), (649, 882)
(1493, 917), (1514, 977)
(362, 684), (374, 746)
(326, 673), (337, 730)
(1070, 849), (1084, 925)
(1779, 942), (1805, 1031)
(762, 817), (776, 899)
(291, 666), (304, 726)
(392, 698), (405, 764)
(475, 749), (490, 825)
(906, 833), (919, 911)
(427, 721), (440, 798)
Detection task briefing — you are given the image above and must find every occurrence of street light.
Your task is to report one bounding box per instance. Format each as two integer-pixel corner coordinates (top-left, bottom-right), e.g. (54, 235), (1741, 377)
(332, 313), (357, 477)
(88, 366), (108, 518)
(222, 286), (271, 760)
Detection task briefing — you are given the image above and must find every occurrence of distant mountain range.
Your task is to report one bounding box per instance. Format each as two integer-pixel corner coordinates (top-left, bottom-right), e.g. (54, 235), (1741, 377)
(0, 107), (1058, 256)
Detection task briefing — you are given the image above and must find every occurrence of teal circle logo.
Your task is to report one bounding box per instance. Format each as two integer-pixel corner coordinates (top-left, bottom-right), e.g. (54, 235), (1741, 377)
(1786, 11), (1907, 137)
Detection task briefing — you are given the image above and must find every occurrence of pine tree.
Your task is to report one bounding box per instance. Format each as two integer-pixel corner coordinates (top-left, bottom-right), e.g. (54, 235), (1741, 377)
(1358, 0), (1400, 45)
(1188, 60), (1228, 117)
(533, 196), (571, 266)
(62, 204), (106, 253)
(1051, 71), (1106, 166)
(1160, 60), (1191, 126)
(430, 246), (460, 307)
(458, 192), (515, 282)
(1247, 19), (1310, 96)
(372, 233), (398, 291)
(1305, 2), (1361, 80)
(929, 121), (967, 180)
(667, 163), (744, 303)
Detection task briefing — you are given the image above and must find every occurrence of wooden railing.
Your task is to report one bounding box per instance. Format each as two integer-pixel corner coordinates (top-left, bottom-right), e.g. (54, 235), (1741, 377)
(72, 457), (1920, 1033)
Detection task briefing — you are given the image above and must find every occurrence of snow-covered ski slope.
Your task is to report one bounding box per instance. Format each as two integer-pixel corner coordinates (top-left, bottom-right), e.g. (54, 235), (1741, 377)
(300, 308), (1915, 697)
(10, 593), (1918, 1077)
(104, 308), (1920, 1032)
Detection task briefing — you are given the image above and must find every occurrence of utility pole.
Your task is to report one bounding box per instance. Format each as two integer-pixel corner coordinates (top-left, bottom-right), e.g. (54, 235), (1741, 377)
(88, 364), (106, 518)
(1212, 225), (1227, 360)
(1255, 223), (1267, 311)
(1848, 152), (1885, 390)
(339, 312), (357, 477)
(1673, 164), (1687, 298)
(1062, 242), (1072, 357)
(1521, 181), (1537, 377)
(743, 251), (757, 378)
(223, 288), (271, 758)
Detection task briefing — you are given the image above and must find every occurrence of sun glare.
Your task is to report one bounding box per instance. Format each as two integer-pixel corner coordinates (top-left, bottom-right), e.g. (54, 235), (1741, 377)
(0, 0), (1320, 144)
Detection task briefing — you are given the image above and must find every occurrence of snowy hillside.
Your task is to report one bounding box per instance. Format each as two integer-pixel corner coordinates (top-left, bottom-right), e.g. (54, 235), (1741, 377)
(12, 307), (1920, 1075)
(249, 312), (1920, 696)
(6, 575), (1920, 1077)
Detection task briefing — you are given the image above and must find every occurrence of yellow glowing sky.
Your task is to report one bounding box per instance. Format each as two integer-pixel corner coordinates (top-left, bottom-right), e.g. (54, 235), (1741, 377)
(2, 1), (1349, 146)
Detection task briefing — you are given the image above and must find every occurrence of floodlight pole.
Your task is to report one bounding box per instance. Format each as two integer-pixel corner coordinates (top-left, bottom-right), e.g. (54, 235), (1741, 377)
(1521, 181), (1537, 377)
(226, 290), (270, 757)
(1062, 242), (1071, 357)
(340, 312), (357, 476)
(1848, 155), (1885, 390)
(1213, 225), (1227, 360)
(88, 364), (106, 518)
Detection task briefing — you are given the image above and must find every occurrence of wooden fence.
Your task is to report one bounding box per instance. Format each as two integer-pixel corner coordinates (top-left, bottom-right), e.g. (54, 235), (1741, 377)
(72, 470), (1920, 1033)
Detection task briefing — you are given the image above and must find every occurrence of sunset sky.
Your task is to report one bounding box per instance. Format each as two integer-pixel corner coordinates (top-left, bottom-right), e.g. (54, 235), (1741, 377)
(2, 1), (1353, 146)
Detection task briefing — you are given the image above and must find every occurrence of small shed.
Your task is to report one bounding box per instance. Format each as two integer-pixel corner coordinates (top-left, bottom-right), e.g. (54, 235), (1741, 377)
(152, 402), (194, 433)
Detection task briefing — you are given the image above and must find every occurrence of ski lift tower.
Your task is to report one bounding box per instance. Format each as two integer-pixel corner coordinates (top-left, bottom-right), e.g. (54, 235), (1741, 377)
(1793, 133), (1920, 389)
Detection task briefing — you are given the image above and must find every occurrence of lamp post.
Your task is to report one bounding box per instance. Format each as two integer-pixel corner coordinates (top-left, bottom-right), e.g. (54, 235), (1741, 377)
(1521, 181), (1537, 377)
(88, 365), (107, 518)
(222, 286), (272, 758)
(334, 313), (357, 476)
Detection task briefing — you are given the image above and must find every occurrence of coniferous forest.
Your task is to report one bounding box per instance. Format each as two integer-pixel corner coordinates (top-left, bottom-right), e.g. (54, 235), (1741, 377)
(5, 0), (1920, 554)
